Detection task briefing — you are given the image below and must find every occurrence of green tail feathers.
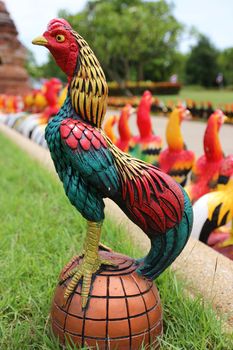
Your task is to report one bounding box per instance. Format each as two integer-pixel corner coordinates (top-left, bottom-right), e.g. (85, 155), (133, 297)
(136, 190), (193, 280)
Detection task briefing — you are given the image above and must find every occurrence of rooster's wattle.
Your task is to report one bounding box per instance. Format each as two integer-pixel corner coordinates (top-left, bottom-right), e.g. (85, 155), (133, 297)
(32, 19), (193, 308)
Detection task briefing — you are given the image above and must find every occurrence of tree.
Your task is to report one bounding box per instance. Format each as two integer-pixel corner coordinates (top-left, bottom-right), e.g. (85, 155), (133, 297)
(218, 47), (233, 86)
(58, 0), (183, 84)
(185, 35), (219, 87)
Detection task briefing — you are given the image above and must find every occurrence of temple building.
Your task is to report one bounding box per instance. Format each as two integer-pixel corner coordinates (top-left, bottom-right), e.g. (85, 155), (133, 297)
(0, 1), (29, 94)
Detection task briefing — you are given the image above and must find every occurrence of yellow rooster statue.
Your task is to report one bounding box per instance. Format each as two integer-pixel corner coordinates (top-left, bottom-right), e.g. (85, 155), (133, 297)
(158, 106), (195, 186)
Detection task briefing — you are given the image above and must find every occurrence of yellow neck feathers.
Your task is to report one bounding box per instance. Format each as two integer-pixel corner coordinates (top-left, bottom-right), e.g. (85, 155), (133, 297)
(166, 109), (184, 151)
(70, 31), (108, 128)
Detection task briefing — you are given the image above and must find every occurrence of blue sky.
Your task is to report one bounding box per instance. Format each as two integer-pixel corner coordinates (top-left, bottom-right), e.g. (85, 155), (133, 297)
(174, 0), (233, 52)
(4, 0), (233, 64)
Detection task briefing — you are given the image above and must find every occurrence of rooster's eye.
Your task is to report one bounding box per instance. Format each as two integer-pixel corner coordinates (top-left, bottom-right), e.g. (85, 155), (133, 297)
(56, 34), (65, 43)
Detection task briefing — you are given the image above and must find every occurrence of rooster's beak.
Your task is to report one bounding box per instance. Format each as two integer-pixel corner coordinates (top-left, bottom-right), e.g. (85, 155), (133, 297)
(32, 35), (48, 46)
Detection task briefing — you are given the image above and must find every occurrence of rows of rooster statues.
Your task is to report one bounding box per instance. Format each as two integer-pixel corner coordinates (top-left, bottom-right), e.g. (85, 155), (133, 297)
(0, 78), (67, 148)
(0, 87), (232, 260)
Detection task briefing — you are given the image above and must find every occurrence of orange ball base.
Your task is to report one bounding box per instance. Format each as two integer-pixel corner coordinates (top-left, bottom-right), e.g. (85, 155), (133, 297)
(50, 251), (163, 350)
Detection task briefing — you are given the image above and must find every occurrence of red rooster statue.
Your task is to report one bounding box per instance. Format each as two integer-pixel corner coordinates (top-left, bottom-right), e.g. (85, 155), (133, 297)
(159, 106), (195, 186)
(41, 78), (62, 123)
(185, 110), (228, 203)
(104, 104), (133, 152)
(32, 18), (193, 309)
(116, 103), (133, 152)
(130, 90), (162, 166)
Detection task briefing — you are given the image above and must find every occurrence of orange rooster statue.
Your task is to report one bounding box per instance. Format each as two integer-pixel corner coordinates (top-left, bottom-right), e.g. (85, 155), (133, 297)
(159, 106), (195, 186)
(130, 90), (162, 166)
(185, 110), (228, 203)
(103, 114), (118, 144)
(192, 155), (233, 259)
(0, 94), (5, 112)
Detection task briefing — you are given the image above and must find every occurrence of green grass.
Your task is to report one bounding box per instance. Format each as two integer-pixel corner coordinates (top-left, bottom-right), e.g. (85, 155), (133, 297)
(0, 132), (232, 349)
(159, 86), (233, 108)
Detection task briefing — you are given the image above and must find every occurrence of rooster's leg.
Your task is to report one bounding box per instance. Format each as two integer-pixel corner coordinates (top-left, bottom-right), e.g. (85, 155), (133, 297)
(61, 221), (115, 308)
(220, 219), (233, 247)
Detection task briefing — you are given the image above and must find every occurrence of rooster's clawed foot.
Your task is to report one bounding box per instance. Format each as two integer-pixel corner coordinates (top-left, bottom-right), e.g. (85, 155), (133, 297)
(61, 254), (115, 308)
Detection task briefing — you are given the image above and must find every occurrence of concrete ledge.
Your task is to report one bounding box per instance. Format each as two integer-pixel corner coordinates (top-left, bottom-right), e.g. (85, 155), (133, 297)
(1, 122), (233, 329)
(173, 239), (233, 329)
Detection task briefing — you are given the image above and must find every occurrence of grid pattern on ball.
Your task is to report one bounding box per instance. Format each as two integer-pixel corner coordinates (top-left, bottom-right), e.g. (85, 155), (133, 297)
(52, 254), (162, 349)
(54, 282), (161, 348)
(131, 274), (152, 346)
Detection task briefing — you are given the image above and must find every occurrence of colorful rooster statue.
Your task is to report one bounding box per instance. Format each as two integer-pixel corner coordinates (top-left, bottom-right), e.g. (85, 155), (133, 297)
(159, 106), (195, 186)
(3, 94), (27, 129)
(192, 155), (233, 259)
(30, 78), (62, 146)
(42, 78), (62, 122)
(32, 18), (193, 308)
(103, 114), (118, 144)
(116, 104), (133, 152)
(130, 90), (162, 166)
(0, 94), (23, 114)
(33, 90), (47, 112)
(0, 94), (5, 112)
(18, 78), (62, 139)
(104, 104), (133, 152)
(185, 110), (228, 203)
(24, 90), (37, 112)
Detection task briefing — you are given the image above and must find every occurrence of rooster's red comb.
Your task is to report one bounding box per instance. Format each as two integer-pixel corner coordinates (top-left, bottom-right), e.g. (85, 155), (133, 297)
(47, 18), (72, 31)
